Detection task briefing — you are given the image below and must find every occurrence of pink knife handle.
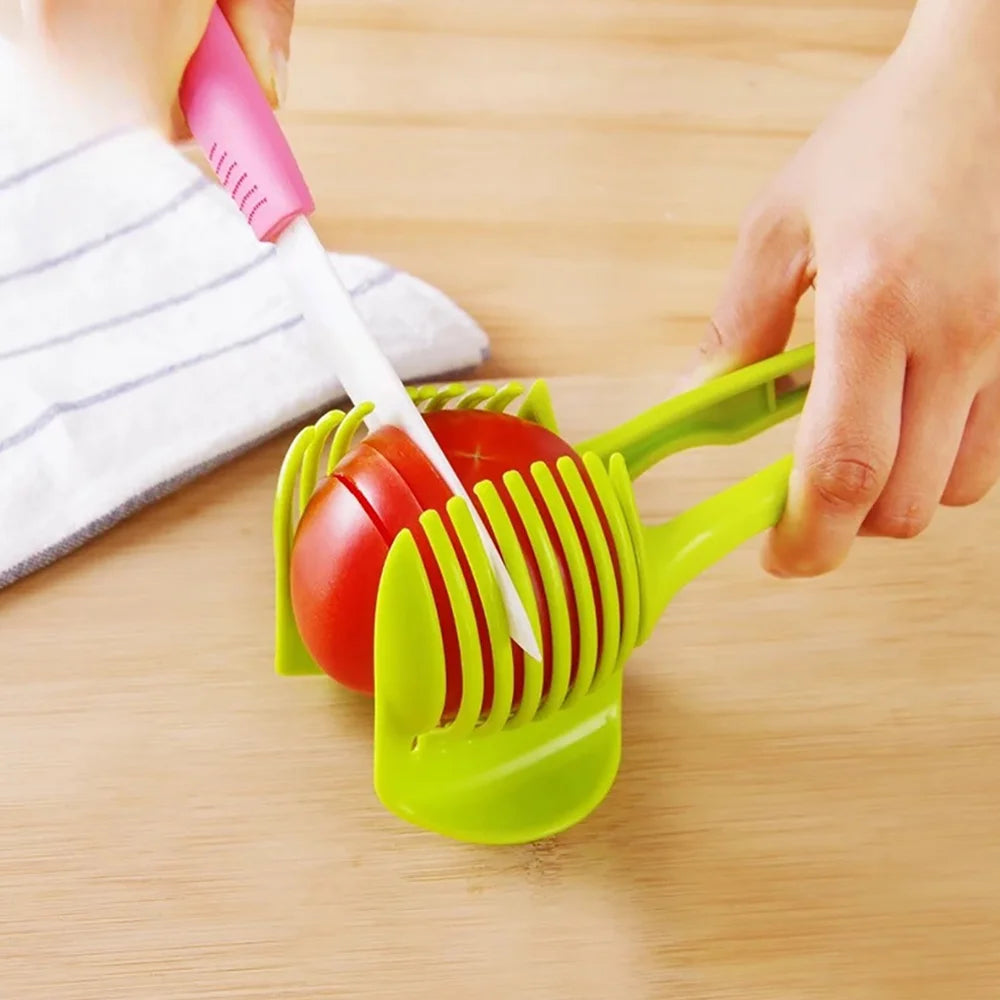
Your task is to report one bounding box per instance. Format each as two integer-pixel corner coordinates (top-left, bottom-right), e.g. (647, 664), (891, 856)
(178, 5), (314, 242)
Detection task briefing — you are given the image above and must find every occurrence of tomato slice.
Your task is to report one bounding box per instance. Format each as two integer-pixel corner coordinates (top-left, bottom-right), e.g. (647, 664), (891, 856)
(363, 426), (453, 510)
(289, 474), (388, 694)
(337, 442), (477, 721)
(336, 444), (423, 540)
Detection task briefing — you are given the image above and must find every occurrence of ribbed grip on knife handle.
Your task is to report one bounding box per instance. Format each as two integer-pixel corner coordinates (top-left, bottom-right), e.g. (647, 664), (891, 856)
(178, 5), (314, 241)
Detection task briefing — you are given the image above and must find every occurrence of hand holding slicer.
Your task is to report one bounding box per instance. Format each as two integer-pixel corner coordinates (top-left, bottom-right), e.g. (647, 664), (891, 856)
(274, 343), (814, 844)
(180, 2), (817, 847)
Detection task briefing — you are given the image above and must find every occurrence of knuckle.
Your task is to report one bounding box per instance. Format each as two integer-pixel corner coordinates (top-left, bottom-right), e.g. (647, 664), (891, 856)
(835, 246), (922, 345)
(949, 310), (1000, 374)
(806, 446), (886, 511)
(836, 237), (1000, 369)
(737, 196), (803, 253)
(973, 282), (1000, 333)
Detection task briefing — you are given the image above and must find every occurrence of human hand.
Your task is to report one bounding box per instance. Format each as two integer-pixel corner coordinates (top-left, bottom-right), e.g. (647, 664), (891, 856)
(694, 0), (1000, 577)
(20, 0), (295, 138)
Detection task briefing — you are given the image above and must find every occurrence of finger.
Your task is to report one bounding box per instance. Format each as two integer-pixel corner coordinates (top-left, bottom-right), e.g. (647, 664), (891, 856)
(761, 274), (908, 577)
(220, 0), (296, 107)
(25, 0), (216, 133)
(942, 379), (1000, 506)
(168, 101), (195, 144)
(861, 359), (976, 537)
(168, 0), (295, 142)
(692, 195), (813, 381)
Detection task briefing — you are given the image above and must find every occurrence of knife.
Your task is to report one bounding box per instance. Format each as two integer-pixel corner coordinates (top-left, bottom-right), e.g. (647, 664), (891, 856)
(178, 5), (540, 660)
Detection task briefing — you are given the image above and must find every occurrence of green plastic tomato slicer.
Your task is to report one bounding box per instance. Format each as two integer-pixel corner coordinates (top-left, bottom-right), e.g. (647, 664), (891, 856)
(272, 343), (815, 844)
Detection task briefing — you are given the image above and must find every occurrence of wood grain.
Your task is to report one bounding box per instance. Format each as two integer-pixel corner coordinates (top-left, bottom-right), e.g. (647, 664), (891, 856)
(4, 361), (1000, 1000)
(278, 0), (910, 375)
(7, 2), (1000, 999)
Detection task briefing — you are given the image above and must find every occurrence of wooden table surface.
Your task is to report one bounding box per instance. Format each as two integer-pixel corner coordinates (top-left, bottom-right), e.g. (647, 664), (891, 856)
(5, 2), (1000, 998)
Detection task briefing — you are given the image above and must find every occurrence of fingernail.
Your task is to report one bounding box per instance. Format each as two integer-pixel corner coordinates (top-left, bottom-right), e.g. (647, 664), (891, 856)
(690, 343), (727, 374)
(667, 370), (702, 397)
(691, 351), (736, 385)
(785, 465), (805, 509)
(781, 466), (810, 539)
(669, 354), (734, 397)
(760, 467), (805, 577)
(271, 47), (288, 106)
(761, 550), (792, 578)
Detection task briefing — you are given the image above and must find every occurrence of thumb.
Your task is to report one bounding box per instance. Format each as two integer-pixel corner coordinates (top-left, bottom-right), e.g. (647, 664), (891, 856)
(219, 0), (296, 106)
(685, 198), (813, 388)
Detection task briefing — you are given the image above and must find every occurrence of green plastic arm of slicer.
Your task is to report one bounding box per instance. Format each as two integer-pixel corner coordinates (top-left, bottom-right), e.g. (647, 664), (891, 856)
(578, 342), (814, 479)
(585, 343), (816, 639)
(641, 453), (795, 622)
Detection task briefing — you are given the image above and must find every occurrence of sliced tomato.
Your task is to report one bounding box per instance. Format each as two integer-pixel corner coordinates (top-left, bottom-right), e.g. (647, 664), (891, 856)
(337, 441), (479, 721)
(288, 404), (624, 719)
(289, 474), (388, 694)
(363, 426), (452, 510)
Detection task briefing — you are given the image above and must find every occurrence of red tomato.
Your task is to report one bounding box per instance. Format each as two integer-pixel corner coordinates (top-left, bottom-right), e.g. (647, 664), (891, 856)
(288, 407), (620, 722)
(420, 409), (576, 487)
(288, 473), (388, 690)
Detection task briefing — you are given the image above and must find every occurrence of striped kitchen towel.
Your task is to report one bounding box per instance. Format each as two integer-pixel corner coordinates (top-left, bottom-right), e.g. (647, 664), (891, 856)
(0, 37), (490, 589)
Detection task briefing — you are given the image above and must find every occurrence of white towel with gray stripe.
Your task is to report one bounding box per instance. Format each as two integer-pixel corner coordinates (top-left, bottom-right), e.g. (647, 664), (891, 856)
(0, 38), (490, 589)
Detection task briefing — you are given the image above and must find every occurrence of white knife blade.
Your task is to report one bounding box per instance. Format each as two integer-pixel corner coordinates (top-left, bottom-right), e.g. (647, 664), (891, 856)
(275, 217), (542, 661)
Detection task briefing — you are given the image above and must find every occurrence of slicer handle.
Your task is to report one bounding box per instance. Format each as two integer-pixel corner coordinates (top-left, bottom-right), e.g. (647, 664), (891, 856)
(178, 4), (314, 241)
